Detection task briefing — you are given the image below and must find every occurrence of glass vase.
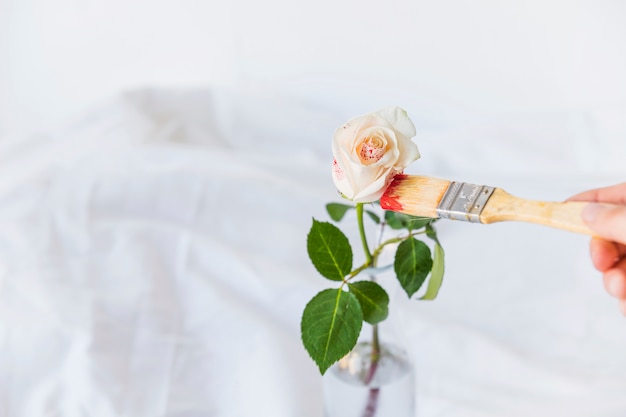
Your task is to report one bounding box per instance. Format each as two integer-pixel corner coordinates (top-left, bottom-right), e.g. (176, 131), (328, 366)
(323, 268), (416, 417)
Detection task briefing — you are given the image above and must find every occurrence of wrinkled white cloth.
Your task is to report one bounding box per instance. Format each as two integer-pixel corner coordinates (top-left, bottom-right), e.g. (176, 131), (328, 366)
(1, 88), (626, 417)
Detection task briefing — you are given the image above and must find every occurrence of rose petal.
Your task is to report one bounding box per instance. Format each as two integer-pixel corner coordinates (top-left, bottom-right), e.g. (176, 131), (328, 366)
(331, 106), (419, 203)
(374, 106), (416, 139)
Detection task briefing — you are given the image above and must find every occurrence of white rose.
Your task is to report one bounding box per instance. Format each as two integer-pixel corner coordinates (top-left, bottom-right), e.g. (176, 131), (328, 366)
(331, 106), (420, 203)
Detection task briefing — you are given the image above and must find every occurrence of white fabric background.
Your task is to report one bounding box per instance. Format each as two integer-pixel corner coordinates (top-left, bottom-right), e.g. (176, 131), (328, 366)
(1, 88), (626, 417)
(2, 1), (626, 417)
(2, 0), (626, 137)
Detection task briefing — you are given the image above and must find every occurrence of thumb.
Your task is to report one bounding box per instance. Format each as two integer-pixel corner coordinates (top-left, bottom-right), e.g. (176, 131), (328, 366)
(583, 203), (626, 245)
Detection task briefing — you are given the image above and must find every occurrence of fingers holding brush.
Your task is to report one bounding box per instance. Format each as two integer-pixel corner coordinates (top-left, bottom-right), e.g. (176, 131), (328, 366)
(570, 183), (626, 314)
(580, 203), (626, 247)
(587, 217), (626, 315)
(601, 261), (626, 316)
(569, 182), (626, 205)
(589, 237), (626, 272)
(602, 263), (626, 300)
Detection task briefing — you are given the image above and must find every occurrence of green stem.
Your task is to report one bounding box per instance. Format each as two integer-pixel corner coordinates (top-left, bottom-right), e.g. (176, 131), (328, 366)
(370, 230), (427, 260)
(354, 204), (382, 417)
(363, 272), (381, 417)
(356, 203), (373, 266)
(345, 229), (427, 283)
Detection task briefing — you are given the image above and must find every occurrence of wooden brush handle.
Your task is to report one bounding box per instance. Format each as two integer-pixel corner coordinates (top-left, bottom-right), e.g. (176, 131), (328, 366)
(480, 189), (593, 235)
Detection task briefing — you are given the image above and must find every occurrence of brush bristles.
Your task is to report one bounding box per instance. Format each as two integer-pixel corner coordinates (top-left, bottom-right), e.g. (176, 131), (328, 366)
(380, 175), (451, 217)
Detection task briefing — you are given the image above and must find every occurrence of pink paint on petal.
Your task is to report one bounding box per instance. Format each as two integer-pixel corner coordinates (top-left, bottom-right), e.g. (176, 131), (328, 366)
(332, 158), (345, 180)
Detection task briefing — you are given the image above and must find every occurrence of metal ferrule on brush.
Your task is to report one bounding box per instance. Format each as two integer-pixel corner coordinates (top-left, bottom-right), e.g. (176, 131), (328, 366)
(436, 182), (495, 223)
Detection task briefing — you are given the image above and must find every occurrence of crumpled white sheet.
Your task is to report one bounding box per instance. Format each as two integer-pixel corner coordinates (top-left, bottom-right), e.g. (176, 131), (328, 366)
(1, 88), (626, 417)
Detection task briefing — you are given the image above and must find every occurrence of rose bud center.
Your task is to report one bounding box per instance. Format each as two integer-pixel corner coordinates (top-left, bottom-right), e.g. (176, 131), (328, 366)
(358, 136), (386, 165)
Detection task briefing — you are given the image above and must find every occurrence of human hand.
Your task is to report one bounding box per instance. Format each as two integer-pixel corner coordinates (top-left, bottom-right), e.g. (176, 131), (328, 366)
(570, 183), (626, 314)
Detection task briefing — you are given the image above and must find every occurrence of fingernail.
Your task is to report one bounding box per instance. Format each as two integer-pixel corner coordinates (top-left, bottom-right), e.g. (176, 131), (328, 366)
(582, 203), (604, 224)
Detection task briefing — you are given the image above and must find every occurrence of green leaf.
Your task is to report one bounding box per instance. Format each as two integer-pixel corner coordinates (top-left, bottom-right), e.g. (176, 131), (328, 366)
(384, 211), (433, 230)
(420, 240), (445, 300)
(348, 281), (389, 324)
(394, 237), (433, 297)
(307, 219), (353, 281)
(326, 203), (353, 222)
(425, 222), (440, 242)
(384, 210), (404, 229)
(301, 288), (363, 374)
(365, 210), (381, 224)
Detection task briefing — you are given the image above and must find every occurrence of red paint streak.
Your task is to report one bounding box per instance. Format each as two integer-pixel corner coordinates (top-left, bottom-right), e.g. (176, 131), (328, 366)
(380, 174), (406, 211)
(380, 193), (403, 211)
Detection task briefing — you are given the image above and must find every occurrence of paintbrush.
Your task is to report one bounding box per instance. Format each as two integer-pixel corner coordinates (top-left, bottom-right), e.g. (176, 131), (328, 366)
(380, 175), (595, 235)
